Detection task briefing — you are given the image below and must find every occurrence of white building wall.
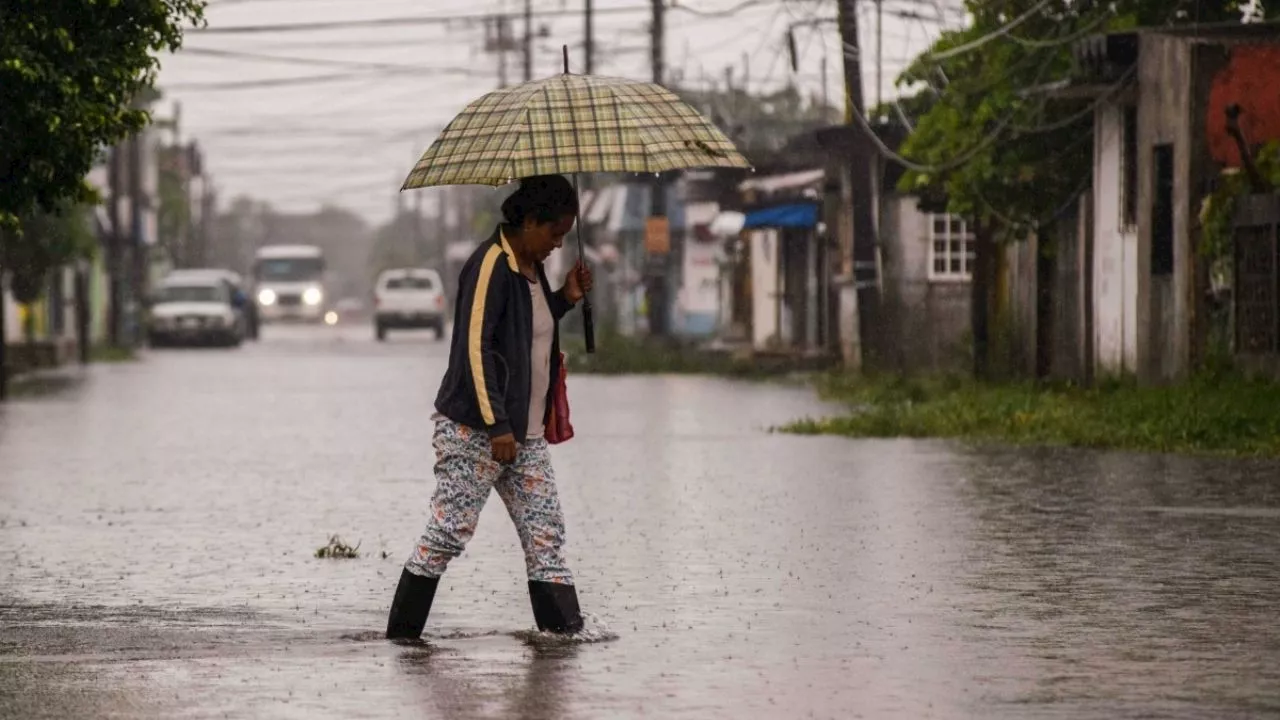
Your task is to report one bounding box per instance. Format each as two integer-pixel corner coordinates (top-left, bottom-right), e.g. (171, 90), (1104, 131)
(2, 287), (19, 343)
(1093, 104), (1140, 374)
(749, 229), (779, 349)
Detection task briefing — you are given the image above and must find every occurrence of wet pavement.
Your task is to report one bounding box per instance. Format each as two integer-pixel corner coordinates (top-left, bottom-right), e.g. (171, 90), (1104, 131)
(2, 324), (1280, 719)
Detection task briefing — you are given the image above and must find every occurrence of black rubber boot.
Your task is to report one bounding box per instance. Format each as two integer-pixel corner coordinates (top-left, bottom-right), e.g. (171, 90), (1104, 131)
(528, 581), (584, 634)
(386, 569), (440, 639)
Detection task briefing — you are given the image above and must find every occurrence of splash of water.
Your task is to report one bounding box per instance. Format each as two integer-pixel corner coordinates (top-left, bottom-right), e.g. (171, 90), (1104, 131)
(425, 628), (504, 641)
(513, 612), (619, 646)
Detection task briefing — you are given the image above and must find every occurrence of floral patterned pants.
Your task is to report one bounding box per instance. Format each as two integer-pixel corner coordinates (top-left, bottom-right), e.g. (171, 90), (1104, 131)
(405, 418), (574, 585)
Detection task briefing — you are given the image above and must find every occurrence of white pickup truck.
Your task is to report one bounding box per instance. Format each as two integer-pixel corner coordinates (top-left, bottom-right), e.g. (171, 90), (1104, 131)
(373, 267), (448, 341)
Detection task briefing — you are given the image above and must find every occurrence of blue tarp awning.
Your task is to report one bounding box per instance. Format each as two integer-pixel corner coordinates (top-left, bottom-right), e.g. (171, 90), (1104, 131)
(743, 203), (819, 229)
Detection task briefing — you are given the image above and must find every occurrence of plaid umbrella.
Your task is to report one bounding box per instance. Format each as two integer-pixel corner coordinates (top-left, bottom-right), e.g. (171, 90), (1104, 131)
(401, 72), (750, 189)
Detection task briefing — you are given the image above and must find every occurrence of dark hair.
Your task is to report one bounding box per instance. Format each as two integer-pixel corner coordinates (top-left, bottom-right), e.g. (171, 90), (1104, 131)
(500, 175), (578, 226)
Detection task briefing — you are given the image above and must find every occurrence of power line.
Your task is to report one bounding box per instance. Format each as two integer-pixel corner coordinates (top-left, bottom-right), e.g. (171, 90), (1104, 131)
(923, 0), (1053, 62)
(1005, 9), (1114, 49)
(203, 35), (473, 51)
(189, 1), (791, 34)
(177, 46), (492, 76)
(162, 71), (375, 90)
(674, 0), (787, 18)
(189, 5), (646, 34)
(1010, 65), (1136, 135)
(848, 51), (1056, 174)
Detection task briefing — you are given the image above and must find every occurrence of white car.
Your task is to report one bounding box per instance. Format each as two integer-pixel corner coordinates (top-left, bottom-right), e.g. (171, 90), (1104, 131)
(163, 268), (259, 340)
(374, 267), (447, 341)
(147, 276), (244, 348)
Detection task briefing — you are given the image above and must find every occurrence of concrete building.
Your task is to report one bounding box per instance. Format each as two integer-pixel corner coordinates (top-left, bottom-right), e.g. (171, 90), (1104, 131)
(1068, 21), (1280, 382)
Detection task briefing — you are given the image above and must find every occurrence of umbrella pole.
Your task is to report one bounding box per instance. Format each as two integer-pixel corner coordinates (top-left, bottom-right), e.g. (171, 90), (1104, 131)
(571, 173), (596, 354)
(560, 47), (595, 352)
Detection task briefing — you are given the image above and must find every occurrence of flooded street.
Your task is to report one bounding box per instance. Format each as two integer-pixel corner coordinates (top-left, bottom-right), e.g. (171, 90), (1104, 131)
(2, 325), (1279, 719)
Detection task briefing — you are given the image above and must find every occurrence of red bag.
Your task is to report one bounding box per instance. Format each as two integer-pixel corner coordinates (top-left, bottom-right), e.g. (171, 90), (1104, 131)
(545, 352), (574, 444)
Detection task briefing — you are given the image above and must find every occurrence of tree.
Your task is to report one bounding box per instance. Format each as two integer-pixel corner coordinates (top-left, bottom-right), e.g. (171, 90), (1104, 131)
(891, 0), (1259, 376)
(0, 0), (205, 229)
(1, 0), (202, 398)
(0, 201), (94, 397)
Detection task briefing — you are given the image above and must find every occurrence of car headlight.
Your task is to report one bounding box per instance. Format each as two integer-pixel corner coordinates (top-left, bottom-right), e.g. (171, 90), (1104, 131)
(258, 289), (277, 306)
(303, 287), (323, 306)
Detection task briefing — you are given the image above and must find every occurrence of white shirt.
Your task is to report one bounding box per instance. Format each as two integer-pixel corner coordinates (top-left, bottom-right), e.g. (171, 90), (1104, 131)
(526, 279), (555, 439)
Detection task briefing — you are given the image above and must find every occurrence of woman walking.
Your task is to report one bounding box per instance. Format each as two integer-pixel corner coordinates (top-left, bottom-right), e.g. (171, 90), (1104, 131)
(386, 175), (593, 638)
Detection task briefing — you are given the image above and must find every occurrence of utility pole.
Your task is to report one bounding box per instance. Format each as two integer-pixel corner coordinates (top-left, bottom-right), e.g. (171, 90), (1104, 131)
(107, 145), (124, 348)
(523, 0), (533, 82)
(584, 0), (594, 74)
(646, 0), (669, 338)
(487, 14), (511, 88)
(412, 189), (426, 266)
(875, 0), (883, 110)
(822, 56), (830, 115)
(837, 0), (880, 367)
(128, 130), (146, 349)
(0, 261), (7, 400)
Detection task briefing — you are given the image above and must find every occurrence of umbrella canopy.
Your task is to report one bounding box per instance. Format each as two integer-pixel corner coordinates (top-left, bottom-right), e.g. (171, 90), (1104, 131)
(401, 73), (751, 190)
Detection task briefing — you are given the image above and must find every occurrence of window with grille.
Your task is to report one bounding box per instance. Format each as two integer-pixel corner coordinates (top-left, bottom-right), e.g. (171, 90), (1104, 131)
(927, 214), (975, 281)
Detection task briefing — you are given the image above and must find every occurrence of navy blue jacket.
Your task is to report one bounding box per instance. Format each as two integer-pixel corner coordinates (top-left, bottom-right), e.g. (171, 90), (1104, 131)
(435, 227), (575, 442)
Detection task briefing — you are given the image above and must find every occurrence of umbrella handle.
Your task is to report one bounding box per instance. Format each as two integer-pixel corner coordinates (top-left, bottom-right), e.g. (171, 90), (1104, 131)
(582, 297), (596, 354)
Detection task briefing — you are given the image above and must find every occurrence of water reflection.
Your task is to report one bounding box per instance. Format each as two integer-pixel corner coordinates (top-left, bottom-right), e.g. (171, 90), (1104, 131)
(398, 639), (579, 720)
(953, 446), (1280, 715)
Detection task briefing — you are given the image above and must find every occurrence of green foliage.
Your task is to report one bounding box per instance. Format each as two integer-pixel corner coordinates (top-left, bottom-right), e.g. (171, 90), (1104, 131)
(0, 200), (95, 305)
(315, 535), (360, 559)
(1199, 141), (1280, 262)
(0, 0), (206, 228)
(782, 371), (1280, 457)
(894, 0), (1255, 239)
(90, 345), (138, 363)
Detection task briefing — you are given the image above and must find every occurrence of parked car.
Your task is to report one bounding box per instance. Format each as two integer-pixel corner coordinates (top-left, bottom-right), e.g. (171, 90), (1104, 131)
(373, 267), (447, 341)
(164, 268), (258, 340)
(147, 274), (245, 348)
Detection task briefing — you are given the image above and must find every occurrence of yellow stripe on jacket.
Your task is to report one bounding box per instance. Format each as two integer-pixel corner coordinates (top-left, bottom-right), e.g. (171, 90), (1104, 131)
(469, 244), (504, 426)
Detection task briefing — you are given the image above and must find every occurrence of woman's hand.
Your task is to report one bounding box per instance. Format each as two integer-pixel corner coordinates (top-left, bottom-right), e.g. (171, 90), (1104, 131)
(491, 433), (518, 463)
(563, 261), (594, 304)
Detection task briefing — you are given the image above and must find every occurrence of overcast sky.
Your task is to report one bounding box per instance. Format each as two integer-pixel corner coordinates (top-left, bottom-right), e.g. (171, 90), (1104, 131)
(153, 0), (961, 224)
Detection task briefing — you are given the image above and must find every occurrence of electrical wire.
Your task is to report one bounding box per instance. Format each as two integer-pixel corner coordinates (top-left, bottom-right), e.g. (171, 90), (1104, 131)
(163, 71), (377, 90)
(922, 0), (1053, 62)
(672, 0), (785, 18)
(848, 50), (1057, 174)
(190, 1), (795, 34)
(189, 6), (650, 34)
(1005, 9), (1115, 48)
(1010, 65), (1136, 135)
(177, 47), (492, 76)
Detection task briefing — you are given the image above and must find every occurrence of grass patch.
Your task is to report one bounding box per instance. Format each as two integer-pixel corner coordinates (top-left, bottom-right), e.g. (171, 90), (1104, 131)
(781, 372), (1280, 457)
(563, 330), (768, 377)
(90, 345), (138, 363)
(314, 535), (361, 559)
